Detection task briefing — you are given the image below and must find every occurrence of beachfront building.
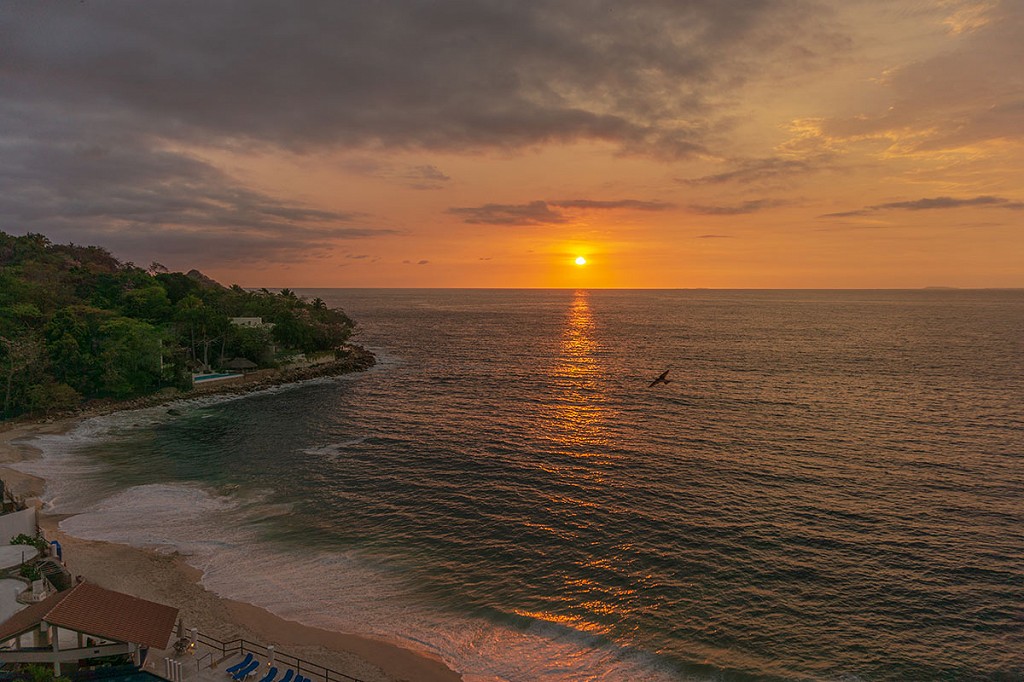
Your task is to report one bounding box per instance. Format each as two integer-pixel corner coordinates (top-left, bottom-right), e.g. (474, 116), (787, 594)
(229, 318), (275, 330)
(0, 581), (178, 675)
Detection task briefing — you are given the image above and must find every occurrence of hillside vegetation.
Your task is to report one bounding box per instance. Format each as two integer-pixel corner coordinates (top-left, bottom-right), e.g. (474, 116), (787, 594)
(0, 231), (356, 419)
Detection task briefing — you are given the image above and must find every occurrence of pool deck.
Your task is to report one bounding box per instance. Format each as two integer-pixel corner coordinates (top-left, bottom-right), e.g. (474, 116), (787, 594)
(141, 645), (237, 682)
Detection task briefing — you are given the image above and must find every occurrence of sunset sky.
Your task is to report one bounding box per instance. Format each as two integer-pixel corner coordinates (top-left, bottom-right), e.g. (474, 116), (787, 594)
(2, 0), (1022, 288)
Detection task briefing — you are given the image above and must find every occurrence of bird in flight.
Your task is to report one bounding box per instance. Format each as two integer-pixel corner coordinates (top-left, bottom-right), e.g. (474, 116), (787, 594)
(648, 369), (671, 388)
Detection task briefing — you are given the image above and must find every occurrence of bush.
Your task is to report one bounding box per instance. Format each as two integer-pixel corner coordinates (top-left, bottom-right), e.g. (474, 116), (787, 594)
(24, 664), (71, 682)
(28, 381), (81, 415)
(10, 533), (49, 553)
(19, 563), (41, 581)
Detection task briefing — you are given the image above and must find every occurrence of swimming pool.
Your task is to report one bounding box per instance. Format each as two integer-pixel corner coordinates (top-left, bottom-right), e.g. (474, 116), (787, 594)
(191, 373), (243, 383)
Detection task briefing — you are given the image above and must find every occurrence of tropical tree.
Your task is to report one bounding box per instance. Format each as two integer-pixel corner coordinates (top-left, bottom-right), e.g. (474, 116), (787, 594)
(96, 317), (163, 397)
(1, 333), (42, 418)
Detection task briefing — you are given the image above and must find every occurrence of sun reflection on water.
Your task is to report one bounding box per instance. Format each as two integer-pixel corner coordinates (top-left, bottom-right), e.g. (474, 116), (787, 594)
(548, 290), (610, 451)
(521, 291), (641, 634)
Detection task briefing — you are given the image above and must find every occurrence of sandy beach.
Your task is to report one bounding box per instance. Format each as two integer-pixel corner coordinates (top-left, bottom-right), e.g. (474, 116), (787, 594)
(0, 416), (462, 682)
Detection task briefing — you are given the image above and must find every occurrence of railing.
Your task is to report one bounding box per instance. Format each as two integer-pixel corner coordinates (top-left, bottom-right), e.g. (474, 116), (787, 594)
(193, 633), (368, 682)
(195, 651), (214, 672)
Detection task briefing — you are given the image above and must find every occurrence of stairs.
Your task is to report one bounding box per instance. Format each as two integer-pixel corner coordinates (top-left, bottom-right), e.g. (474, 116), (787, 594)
(37, 557), (72, 591)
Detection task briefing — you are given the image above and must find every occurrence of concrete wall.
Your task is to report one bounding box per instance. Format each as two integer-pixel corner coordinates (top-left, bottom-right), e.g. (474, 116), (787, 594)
(0, 507), (37, 544)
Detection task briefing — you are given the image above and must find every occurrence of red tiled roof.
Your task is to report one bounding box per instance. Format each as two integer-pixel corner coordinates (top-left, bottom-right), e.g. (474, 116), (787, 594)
(0, 589), (68, 643)
(0, 582), (179, 649)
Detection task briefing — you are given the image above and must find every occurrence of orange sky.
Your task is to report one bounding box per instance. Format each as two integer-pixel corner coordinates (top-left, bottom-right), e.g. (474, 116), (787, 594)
(3, 1), (1022, 287)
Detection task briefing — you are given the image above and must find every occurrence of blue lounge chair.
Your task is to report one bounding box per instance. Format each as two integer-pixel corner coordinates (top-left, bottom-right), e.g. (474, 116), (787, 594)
(232, 660), (261, 681)
(277, 671), (294, 682)
(256, 667), (278, 682)
(226, 654), (254, 676)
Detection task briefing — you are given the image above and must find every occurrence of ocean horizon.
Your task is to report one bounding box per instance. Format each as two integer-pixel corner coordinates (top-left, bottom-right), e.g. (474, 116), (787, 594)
(18, 289), (1024, 681)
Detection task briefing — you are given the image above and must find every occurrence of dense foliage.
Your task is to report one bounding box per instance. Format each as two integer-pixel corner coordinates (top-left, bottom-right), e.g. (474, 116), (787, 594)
(0, 231), (354, 419)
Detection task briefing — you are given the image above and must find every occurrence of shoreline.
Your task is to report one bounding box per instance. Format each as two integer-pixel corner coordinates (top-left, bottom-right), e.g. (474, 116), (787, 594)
(0, 344), (377, 433)
(0, 374), (464, 682)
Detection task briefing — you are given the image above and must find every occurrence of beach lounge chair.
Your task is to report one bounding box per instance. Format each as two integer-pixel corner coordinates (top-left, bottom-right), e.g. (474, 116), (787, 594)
(225, 654), (254, 676)
(232, 660), (261, 681)
(256, 667), (278, 682)
(277, 670), (294, 682)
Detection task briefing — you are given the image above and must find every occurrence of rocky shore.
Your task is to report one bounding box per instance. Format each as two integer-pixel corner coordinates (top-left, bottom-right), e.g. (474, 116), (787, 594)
(0, 343), (376, 430)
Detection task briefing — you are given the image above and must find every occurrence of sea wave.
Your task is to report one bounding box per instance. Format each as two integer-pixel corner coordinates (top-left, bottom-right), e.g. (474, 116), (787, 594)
(18, 393), (692, 682)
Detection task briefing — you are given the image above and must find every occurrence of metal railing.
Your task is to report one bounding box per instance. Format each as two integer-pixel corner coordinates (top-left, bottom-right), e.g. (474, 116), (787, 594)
(195, 651), (214, 672)
(193, 633), (367, 682)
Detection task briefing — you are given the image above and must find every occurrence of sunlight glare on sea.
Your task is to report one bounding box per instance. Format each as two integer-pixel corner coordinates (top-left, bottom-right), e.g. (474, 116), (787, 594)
(25, 289), (1024, 681)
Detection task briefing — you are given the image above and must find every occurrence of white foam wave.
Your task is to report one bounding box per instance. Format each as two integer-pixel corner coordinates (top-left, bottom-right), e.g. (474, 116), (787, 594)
(199, 541), (687, 682)
(11, 414), (148, 512)
(59, 483), (244, 555)
(302, 438), (368, 459)
(50, 474), (687, 681)
(11, 377), (691, 682)
(9, 366), (377, 509)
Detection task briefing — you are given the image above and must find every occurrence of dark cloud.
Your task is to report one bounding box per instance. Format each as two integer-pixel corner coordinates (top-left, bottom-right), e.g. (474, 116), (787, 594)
(871, 196), (1024, 211)
(696, 234), (733, 238)
(340, 159), (452, 189)
(449, 197), (674, 224)
(819, 209), (871, 218)
(449, 201), (567, 226)
(3, 0), (833, 158)
(0, 0), (856, 259)
(680, 156), (827, 185)
(688, 199), (785, 215)
(821, 195), (1024, 218)
(0, 128), (390, 266)
(550, 199), (674, 210)
(403, 165), (452, 190)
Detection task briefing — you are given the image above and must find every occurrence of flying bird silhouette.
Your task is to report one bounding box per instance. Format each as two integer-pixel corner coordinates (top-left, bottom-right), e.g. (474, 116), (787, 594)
(648, 369), (671, 388)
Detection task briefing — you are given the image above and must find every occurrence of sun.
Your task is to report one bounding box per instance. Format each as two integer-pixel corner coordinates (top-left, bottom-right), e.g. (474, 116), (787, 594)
(574, 256), (587, 266)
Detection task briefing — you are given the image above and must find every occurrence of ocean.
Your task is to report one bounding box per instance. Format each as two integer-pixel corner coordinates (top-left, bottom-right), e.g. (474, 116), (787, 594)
(17, 289), (1024, 681)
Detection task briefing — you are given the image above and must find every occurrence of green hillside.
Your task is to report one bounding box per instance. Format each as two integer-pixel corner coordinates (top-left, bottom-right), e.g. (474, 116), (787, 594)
(0, 231), (355, 419)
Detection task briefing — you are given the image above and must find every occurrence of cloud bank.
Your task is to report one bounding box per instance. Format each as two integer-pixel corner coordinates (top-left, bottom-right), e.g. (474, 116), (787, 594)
(0, 125), (388, 264)
(3, 1), (834, 157)
(821, 195), (1024, 218)
(449, 198), (676, 225)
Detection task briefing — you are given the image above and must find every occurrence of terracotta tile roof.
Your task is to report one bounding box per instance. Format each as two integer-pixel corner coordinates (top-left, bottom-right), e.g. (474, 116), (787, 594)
(0, 589), (68, 643)
(0, 582), (179, 650)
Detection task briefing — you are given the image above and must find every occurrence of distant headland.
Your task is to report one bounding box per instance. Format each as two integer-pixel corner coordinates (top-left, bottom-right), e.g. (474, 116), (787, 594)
(0, 231), (374, 423)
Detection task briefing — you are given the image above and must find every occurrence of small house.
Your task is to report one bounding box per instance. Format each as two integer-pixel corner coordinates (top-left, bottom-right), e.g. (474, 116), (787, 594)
(0, 581), (179, 675)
